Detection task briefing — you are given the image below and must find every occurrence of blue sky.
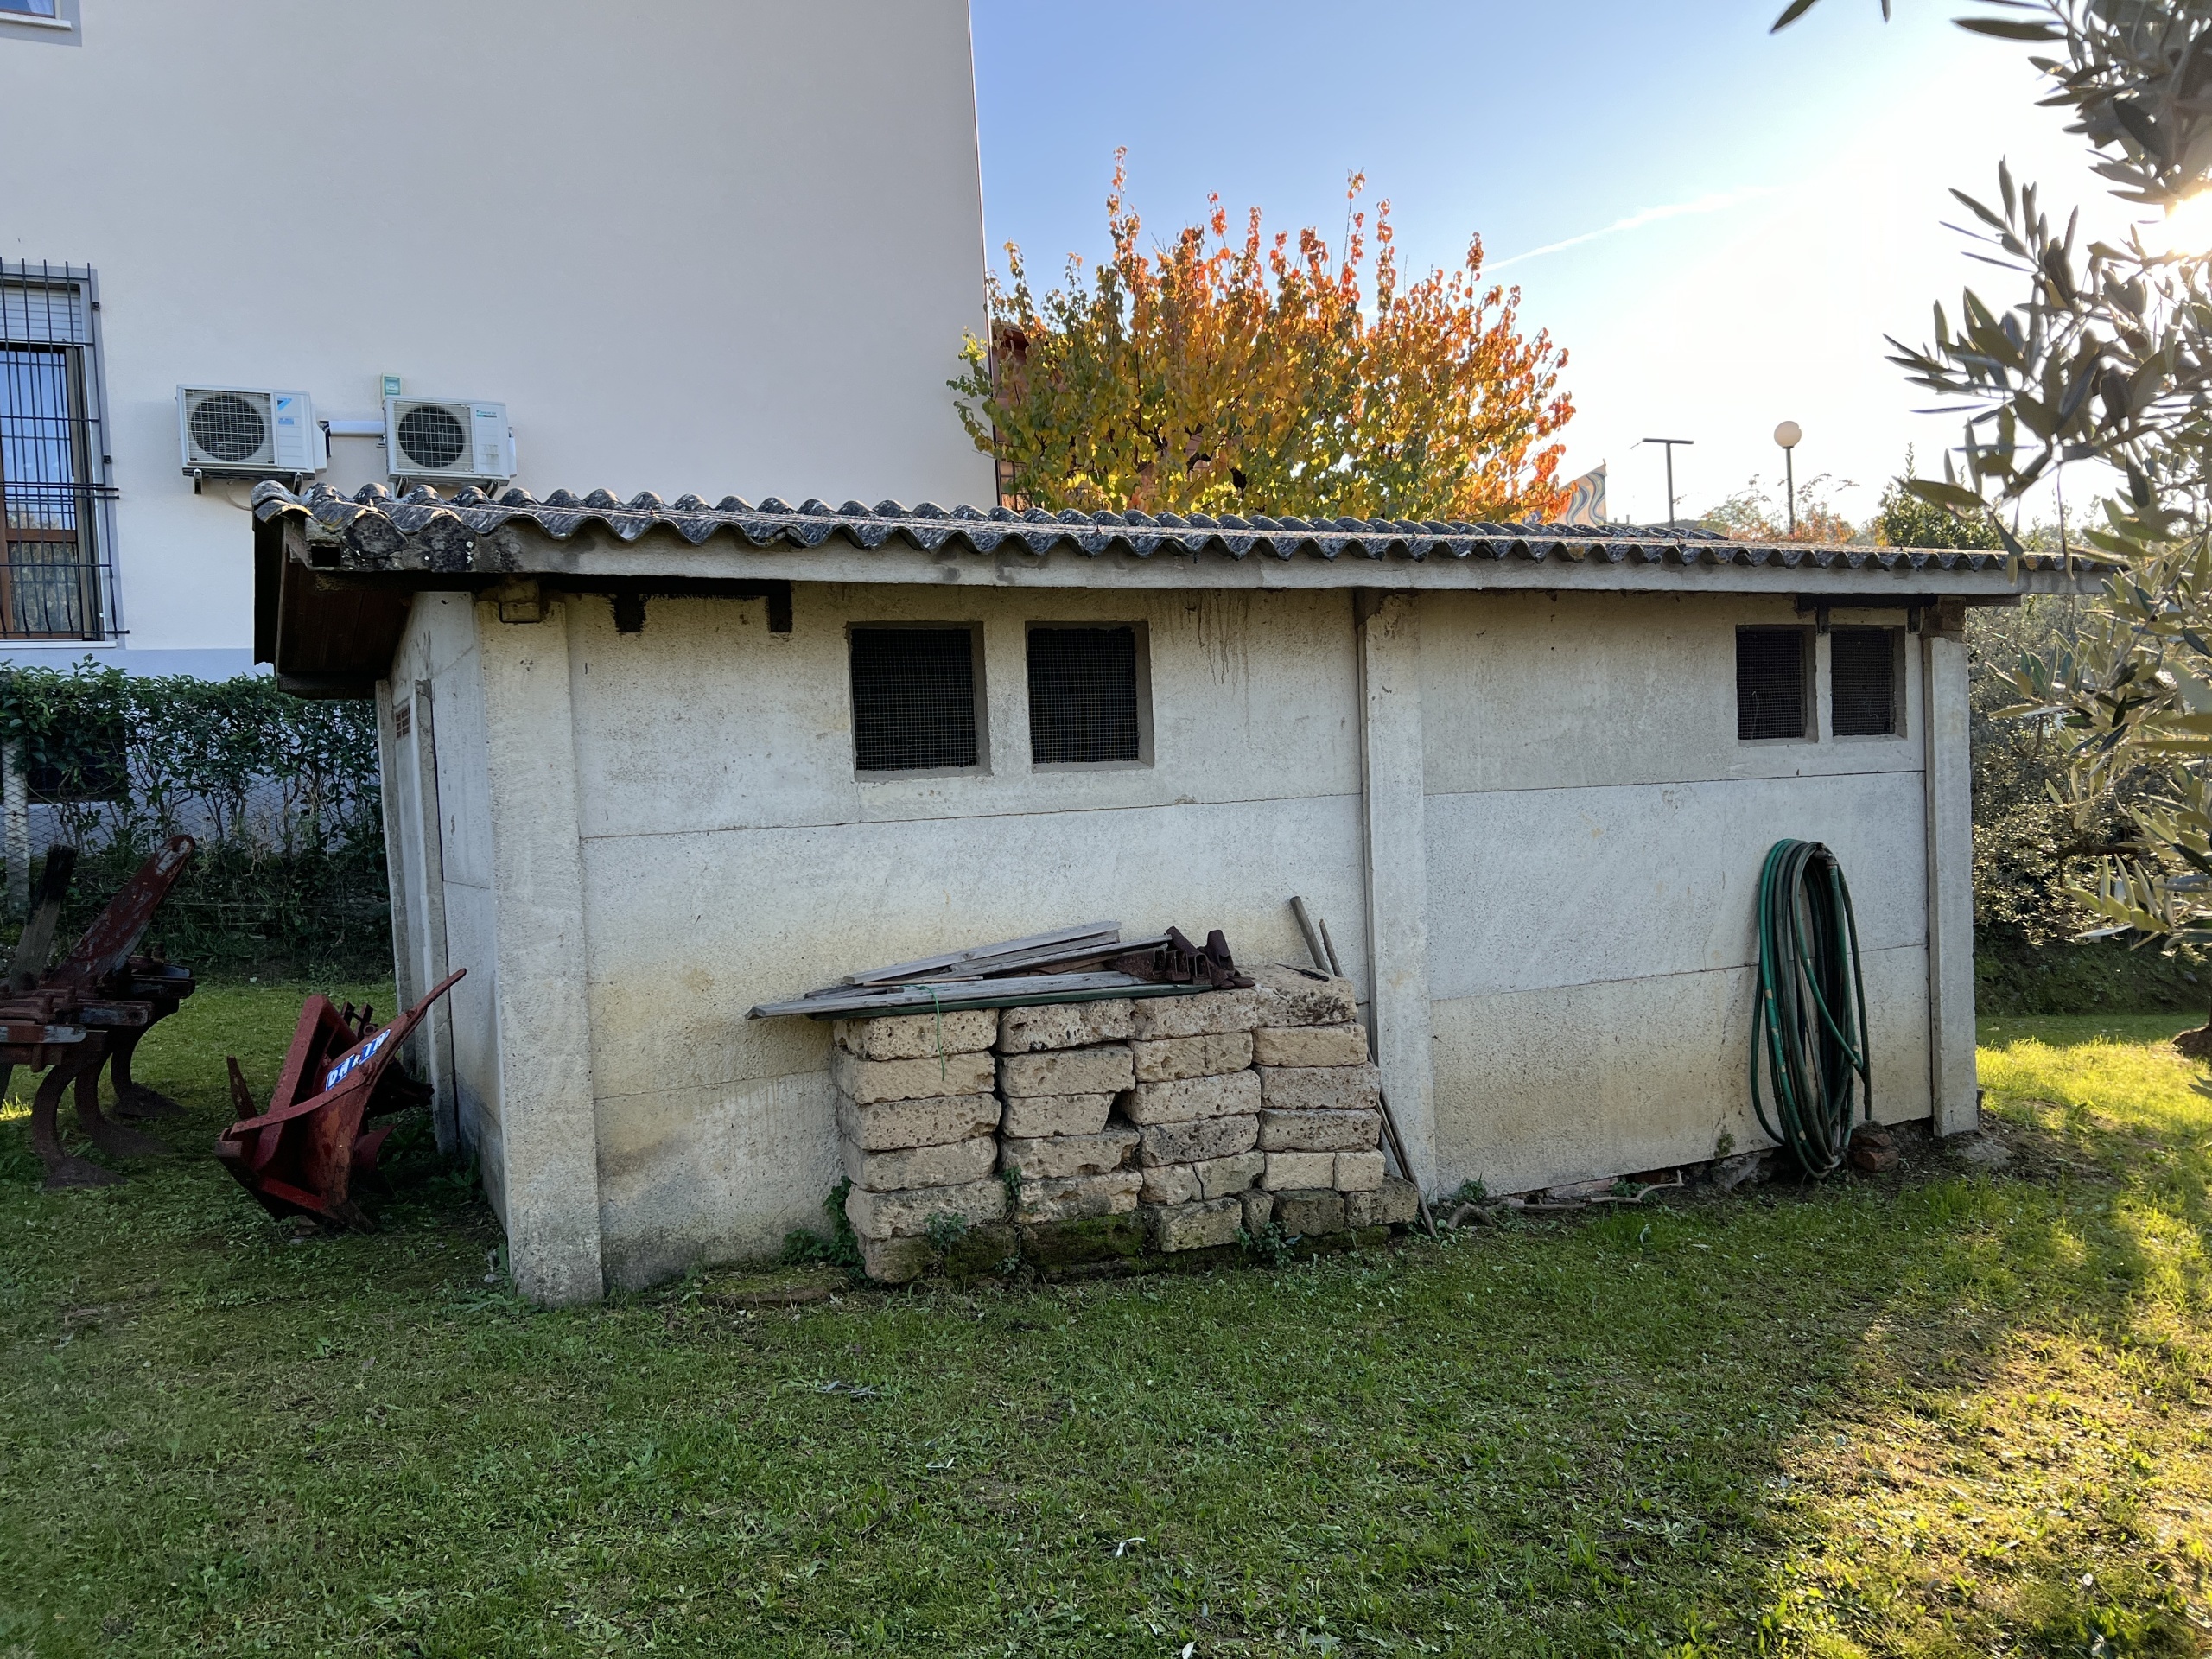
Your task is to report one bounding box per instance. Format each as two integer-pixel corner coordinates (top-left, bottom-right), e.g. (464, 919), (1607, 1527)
(969, 1), (2120, 527)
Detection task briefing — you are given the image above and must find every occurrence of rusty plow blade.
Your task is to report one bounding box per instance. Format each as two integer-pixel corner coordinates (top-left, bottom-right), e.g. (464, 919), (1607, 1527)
(214, 969), (463, 1231)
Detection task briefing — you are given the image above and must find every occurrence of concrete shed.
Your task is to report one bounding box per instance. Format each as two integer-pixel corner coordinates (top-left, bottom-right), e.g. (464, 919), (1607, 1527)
(251, 481), (2102, 1302)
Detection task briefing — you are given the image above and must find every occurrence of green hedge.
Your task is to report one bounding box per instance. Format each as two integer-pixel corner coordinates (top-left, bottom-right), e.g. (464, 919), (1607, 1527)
(0, 663), (389, 977)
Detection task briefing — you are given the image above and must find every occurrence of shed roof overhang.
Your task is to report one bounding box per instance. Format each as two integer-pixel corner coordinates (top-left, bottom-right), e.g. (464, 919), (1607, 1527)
(251, 481), (2116, 696)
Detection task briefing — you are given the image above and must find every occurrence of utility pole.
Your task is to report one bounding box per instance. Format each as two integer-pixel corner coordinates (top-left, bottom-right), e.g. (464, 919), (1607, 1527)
(1639, 437), (1694, 526)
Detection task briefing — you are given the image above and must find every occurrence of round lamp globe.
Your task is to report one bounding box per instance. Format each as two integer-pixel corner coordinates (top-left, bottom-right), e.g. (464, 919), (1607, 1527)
(1774, 420), (1802, 450)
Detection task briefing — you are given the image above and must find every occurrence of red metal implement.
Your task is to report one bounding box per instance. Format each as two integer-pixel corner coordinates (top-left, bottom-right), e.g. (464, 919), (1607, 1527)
(214, 969), (463, 1230)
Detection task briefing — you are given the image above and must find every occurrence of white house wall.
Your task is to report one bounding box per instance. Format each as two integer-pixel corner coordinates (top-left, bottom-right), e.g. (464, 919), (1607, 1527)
(560, 585), (1370, 1287)
(1417, 592), (1934, 1197)
(1, 0), (991, 672)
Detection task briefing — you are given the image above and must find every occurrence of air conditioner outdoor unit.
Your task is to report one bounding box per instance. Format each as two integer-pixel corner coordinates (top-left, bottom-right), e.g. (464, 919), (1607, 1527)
(385, 397), (513, 484)
(176, 385), (321, 478)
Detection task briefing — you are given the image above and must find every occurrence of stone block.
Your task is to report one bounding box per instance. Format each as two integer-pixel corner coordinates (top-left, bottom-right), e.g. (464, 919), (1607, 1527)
(1262, 1149), (1336, 1191)
(1130, 1031), (1253, 1083)
(1140, 1163), (1201, 1205)
(1144, 1196), (1244, 1252)
(998, 1045), (1134, 1099)
(938, 1222), (1019, 1279)
(1015, 1168), (1143, 1225)
(831, 1046), (995, 1106)
(997, 1000), (1135, 1053)
(1334, 1149), (1386, 1191)
(845, 1177), (1009, 1241)
(837, 1091), (1000, 1152)
(1259, 1108), (1382, 1154)
(1121, 1069), (1262, 1126)
(1001, 1126), (1138, 1181)
(1344, 1176), (1421, 1229)
(1193, 1149), (1265, 1198)
(1250, 963), (1360, 1027)
(1129, 988), (1262, 1039)
(834, 1008), (998, 1062)
(861, 1235), (934, 1285)
(1135, 1113), (1259, 1166)
(840, 1133), (996, 1192)
(1259, 1062), (1382, 1114)
(1240, 1186), (1276, 1237)
(1020, 1213), (1147, 1271)
(1250, 1023), (1368, 1068)
(1273, 1187), (1347, 1236)
(999, 1092), (1116, 1139)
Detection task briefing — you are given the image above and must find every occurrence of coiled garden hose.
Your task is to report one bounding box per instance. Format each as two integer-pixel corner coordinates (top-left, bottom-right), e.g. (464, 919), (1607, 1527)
(1751, 839), (1873, 1177)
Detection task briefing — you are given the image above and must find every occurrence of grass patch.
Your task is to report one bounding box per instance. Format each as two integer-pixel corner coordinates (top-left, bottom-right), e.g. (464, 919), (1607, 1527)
(0, 994), (2207, 1655)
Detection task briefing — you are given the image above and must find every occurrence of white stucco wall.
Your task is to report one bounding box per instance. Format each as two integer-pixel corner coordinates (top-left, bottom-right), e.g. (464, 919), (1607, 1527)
(0, 0), (992, 672)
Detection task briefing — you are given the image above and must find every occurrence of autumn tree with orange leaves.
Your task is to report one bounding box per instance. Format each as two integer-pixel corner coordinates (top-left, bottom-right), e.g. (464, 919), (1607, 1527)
(952, 158), (1574, 523)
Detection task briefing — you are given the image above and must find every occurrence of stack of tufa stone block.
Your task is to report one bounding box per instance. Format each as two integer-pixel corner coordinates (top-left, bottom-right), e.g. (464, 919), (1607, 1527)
(831, 962), (1421, 1283)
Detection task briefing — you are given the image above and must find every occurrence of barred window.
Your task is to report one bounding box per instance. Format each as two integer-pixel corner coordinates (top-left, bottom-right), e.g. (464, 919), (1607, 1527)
(1831, 627), (1900, 737)
(0, 265), (110, 640)
(1027, 624), (1145, 766)
(1736, 626), (1810, 741)
(849, 625), (982, 773)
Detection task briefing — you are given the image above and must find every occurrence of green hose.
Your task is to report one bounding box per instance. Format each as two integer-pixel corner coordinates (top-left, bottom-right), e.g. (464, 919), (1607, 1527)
(1750, 838), (1873, 1177)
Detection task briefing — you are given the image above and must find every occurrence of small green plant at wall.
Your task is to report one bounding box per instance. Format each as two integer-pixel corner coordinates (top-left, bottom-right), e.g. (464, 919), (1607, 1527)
(1714, 1131), (1737, 1162)
(1239, 1219), (1298, 1268)
(999, 1165), (1024, 1206)
(779, 1179), (863, 1275)
(924, 1211), (971, 1254)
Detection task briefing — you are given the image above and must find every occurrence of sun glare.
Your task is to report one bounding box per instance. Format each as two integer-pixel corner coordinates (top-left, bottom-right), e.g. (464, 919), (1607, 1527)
(2147, 190), (2212, 256)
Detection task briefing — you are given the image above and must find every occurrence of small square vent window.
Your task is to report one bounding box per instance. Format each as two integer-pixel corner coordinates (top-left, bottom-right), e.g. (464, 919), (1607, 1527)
(1737, 627), (1810, 741)
(849, 626), (981, 772)
(1027, 625), (1144, 765)
(1831, 626), (1898, 737)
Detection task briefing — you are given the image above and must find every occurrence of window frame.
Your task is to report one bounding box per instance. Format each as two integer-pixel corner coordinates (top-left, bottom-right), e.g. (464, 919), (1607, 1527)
(0, 262), (117, 643)
(0, 0), (79, 39)
(1734, 624), (1815, 744)
(845, 620), (989, 780)
(1023, 620), (1154, 772)
(1827, 624), (1907, 741)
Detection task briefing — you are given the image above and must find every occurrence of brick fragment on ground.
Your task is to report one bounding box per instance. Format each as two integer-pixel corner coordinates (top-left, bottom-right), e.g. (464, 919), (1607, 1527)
(1258, 1062), (1382, 1113)
(997, 1045), (1134, 1099)
(834, 1008), (999, 1062)
(1344, 1176), (1420, 1228)
(1140, 1163), (1200, 1205)
(1262, 1149), (1335, 1191)
(832, 1046), (996, 1105)
(1015, 1169), (1142, 1224)
(999, 1091), (1116, 1138)
(1258, 1108), (1382, 1154)
(1193, 1149), (1265, 1198)
(1121, 1069), (1262, 1125)
(1144, 1196), (1244, 1252)
(840, 1134), (997, 1192)
(1249, 963), (1360, 1027)
(1849, 1124), (1901, 1172)
(1135, 1113), (1259, 1166)
(1000, 1126), (1137, 1180)
(1273, 1187), (1347, 1236)
(1130, 1031), (1254, 1083)
(844, 1176), (1009, 1240)
(1129, 987), (1262, 1039)
(1333, 1148), (1386, 1191)
(836, 1090), (1000, 1152)
(1250, 1023), (1367, 1068)
(996, 1000), (1134, 1054)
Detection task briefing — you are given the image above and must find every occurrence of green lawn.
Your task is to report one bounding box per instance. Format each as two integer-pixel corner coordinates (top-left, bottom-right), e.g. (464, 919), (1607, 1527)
(1, 987), (2208, 1657)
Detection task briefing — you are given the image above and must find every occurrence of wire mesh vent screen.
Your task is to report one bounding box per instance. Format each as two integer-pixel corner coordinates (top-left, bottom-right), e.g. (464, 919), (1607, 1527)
(396, 404), (467, 470)
(1830, 627), (1897, 737)
(849, 626), (979, 772)
(1027, 626), (1140, 764)
(188, 392), (269, 464)
(1737, 628), (1808, 740)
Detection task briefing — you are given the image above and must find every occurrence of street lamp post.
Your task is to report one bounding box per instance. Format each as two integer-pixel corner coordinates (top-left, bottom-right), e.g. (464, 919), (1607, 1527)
(1774, 420), (1802, 536)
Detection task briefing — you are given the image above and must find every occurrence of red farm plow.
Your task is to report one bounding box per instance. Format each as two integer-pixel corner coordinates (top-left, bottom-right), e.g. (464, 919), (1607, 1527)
(215, 969), (463, 1231)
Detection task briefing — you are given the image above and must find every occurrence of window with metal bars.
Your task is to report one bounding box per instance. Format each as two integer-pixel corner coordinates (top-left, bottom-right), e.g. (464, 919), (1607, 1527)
(1831, 626), (1899, 737)
(849, 625), (982, 772)
(1737, 627), (1810, 741)
(0, 265), (111, 640)
(1027, 624), (1145, 765)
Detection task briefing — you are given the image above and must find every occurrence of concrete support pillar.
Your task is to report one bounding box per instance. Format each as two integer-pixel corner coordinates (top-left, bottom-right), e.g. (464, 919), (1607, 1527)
(1923, 610), (1978, 1135)
(1357, 590), (1439, 1192)
(476, 594), (605, 1303)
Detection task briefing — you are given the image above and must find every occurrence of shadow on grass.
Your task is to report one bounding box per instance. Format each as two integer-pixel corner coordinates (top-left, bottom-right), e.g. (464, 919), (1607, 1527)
(0, 997), (2204, 1656)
